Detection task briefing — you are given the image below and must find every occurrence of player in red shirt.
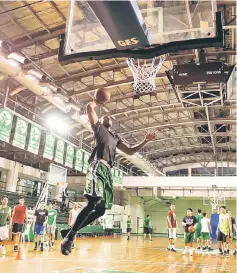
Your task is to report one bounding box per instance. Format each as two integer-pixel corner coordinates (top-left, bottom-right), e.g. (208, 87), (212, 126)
(167, 204), (178, 252)
(12, 197), (28, 252)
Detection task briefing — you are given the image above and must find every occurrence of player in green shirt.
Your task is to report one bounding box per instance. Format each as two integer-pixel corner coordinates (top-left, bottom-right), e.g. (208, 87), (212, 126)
(0, 196), (11, 255)
(47, 203), (57, 248)
(126, 215), (132, 240)
(144, 215), (152, 241)
(195, 209), (203, 250)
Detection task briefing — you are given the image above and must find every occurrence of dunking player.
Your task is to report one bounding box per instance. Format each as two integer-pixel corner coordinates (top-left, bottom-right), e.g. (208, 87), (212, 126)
(61, 92), (156, 255)
(167, 204), (178, 252)
(0, 196), (11, 255)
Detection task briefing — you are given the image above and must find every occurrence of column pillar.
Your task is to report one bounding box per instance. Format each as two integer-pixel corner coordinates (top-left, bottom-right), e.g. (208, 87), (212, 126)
(6, 161), (20, 192)
(188, 167), (192, 177)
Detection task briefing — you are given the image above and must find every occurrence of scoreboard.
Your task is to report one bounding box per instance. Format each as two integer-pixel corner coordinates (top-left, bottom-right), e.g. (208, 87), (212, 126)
(173, 62), (225, 85)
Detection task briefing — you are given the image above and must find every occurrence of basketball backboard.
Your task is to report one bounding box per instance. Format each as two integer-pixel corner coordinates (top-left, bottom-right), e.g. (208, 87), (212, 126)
(203, 190), (226, 213)
(58, 0), (223, 63)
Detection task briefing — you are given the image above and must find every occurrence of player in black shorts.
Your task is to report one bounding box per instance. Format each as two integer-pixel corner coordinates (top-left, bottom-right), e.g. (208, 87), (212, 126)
(126, 216), (132, 240)
(227, 209), (236, 255)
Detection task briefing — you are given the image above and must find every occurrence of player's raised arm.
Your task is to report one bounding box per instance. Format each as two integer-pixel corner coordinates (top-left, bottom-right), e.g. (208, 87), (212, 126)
(117, 131), (156, 155)
(87, 101), (99, 125)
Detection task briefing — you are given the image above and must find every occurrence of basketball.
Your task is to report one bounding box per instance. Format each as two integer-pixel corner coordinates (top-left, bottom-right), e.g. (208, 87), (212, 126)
(188, 226), (195, 233)
(95, 88), (110, 104)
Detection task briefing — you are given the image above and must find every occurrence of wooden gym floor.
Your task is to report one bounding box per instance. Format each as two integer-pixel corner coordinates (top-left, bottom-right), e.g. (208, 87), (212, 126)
(0, 237), (236, 273)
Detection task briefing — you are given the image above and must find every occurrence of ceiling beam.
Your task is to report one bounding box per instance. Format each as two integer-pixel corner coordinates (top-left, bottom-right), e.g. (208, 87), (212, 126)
(11, 26), (66, 51)
(144, 143), (235, 156)
(119, 119), (236, 135)
(110, 105), (236, 123)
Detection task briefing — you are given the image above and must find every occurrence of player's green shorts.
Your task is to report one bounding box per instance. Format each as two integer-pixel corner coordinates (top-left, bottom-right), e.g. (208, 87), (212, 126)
(184, 232), (195, 244)
(195, 229), (202, 239)
(84, 161), (113, 209)
(201, 232), (210, 240)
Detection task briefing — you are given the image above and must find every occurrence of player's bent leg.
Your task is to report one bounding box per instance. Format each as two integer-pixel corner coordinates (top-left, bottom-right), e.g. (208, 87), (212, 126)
(60, 201), (106, 240)
(61, 201), (96, 256)
(80, 201), (106, 230)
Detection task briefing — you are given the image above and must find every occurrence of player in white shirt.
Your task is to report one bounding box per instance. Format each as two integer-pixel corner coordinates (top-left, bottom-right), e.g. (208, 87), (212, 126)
(200, 213), (213, 251)
(67, 203), (80, 249)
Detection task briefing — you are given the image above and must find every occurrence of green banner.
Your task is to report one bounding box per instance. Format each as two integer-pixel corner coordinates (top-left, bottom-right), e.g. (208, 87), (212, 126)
(54, 139), (65, 164)
(0, 109), (13, 143)
(65, 144), (74, 168)
(43, 133), (55, 160)
(75, 149), (83, 171)
(12, 117), (28, 149)
(83, 151), (90, 174)
(27, 124), (41, 154)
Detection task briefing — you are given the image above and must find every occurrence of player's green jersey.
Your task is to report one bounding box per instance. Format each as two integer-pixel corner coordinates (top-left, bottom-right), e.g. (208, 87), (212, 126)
(127, 219), (131, 228)
(47, 209), (57, 225)
(0, 205), (10, 227)
(144, 217), (151, 228)
(195, 215), (203, 231)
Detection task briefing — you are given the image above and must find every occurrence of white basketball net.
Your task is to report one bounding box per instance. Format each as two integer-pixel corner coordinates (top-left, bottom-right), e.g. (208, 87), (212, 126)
(127, 56), (165, 94)
(203, 190), (226, 213)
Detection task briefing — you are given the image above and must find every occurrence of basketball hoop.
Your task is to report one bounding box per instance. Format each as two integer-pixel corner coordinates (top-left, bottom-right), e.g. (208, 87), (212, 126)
(203, 189), (226, 213)
(127, 56), (165, 94)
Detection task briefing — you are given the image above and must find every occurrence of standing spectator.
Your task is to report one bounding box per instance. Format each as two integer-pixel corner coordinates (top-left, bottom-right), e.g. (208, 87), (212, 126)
(144, 215), (152, 241)
(61, 202), (80, 249)
(0, 196), (11, 255)
(47, 203), (57, 248)
(32, 202), (48, 251)
(12, 197), (28, 252)
(27, 207), (34, 224)
(182, 208), (197, 256)
(167, 204), (178, 252)
(195, 209), (203, 250)
(200, 212), (213, 251)
(227, 209), (236, 255)
(126, 215), (132, 240)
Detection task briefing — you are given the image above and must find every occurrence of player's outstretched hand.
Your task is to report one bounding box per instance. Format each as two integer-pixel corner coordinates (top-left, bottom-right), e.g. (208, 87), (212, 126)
(145, 131), (156, 142)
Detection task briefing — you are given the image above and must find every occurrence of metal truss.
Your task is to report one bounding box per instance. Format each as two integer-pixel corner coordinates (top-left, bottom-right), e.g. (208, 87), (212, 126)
(0, 1), (236, 175)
